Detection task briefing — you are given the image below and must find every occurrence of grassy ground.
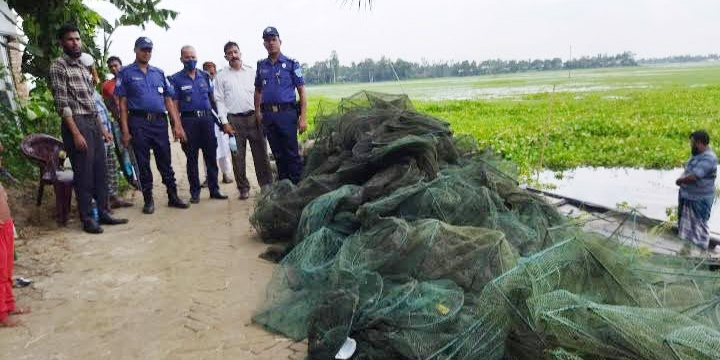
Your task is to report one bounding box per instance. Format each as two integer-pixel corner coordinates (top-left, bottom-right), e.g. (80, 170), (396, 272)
(305, 63), (720, 173)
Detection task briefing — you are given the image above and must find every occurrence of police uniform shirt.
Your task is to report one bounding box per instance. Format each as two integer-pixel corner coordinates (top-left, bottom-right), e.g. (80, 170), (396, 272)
(168, 69), (213, 112)
(114, 63), (175, 113)
(254, 53), (305, 104)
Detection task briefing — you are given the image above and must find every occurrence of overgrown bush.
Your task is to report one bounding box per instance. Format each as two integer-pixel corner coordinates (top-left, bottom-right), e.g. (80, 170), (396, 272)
(0, 78), (62, 182)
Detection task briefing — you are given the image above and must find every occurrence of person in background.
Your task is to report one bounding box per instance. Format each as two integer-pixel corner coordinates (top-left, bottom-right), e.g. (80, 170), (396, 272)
(115, 36), (190, 214)
(93, 90), (133, 209)
(81, 53), (132, 210)
(168, 46), (228, 203)
(102, 56), (123, 118)
(202, 61), (234, 186)
(216, 41), (273, 200)
(254, 26), (307, 185)
(0, 140), (31, 327)
(0, 143), (30, 327)
(48, 24), (128, 233)
(676, 130), (718, 251)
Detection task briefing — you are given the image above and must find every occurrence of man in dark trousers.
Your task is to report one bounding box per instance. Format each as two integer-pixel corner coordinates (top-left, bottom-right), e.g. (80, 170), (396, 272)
(48, 24), (128, 233)
(169, 45), (229, 203)
(115, 36), (190, 214)
(216, 41), (273, 200)
(254, 27), (307, 185)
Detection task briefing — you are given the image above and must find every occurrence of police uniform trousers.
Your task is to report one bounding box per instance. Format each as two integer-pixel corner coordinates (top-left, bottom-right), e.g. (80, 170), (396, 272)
(181, 115), (219, 197)
(128, 115), (177, 196)
(60, 114), (108, 221)
(262, 109), (302, 184)
(229, 113), (273, 190)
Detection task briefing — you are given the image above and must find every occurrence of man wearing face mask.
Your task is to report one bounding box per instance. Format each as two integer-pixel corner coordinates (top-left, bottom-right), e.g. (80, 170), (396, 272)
(115, 36), (189, 214)
(48, 24), (128, 233)
(168, 46), (228, 203)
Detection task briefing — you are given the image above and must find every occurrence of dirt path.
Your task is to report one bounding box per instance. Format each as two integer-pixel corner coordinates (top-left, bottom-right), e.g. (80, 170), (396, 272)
(1, 142), (304, 360)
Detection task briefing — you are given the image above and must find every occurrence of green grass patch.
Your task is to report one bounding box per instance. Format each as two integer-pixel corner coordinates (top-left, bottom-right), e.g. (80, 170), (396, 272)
(305, 65), (720, 175)
(415, 86), (720, 171)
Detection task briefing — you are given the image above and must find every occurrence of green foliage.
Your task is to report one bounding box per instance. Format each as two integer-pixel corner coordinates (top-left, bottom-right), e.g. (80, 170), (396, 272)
(414, 86), (718, 173)
(10, 0), (177, 81)
(2, 0), (177, 182)
(306, 65), (720, 176)
(303, 52), (637, 85)
(0, 79), (61, 181)
(306, 86), (717, 174)
(107, 0), (178, 30)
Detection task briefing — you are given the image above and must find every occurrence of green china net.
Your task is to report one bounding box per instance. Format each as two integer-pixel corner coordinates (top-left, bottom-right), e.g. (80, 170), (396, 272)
(250, 91), (720, 360)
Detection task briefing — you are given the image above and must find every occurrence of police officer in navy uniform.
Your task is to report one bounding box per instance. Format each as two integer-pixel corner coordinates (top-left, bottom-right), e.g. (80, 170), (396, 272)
(116, 37), (190, 214)
(169, 45), (229, 203)
(254, 26), (307, 184)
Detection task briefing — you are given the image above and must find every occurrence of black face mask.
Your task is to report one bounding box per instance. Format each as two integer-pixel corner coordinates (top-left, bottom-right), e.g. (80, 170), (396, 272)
(63, 47), (81, 59)
(692, 145), (701, 156)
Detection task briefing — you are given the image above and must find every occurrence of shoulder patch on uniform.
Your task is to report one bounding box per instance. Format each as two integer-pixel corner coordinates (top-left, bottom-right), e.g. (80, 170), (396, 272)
(294, 68), (303, 78)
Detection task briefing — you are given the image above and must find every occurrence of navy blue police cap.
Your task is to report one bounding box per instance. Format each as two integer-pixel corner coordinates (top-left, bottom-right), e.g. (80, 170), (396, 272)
(262, 26), (279, 39)
(135, 36), (153, 49)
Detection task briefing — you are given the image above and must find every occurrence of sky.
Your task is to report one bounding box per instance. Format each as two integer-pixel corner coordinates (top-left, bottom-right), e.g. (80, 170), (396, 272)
(86, 0), (720, 73)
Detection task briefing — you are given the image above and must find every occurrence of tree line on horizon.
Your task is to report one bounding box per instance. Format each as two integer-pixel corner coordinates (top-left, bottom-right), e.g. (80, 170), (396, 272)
(302, 51), (720, 85)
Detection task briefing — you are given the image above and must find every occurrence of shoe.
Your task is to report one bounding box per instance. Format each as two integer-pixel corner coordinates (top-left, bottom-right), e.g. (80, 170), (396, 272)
(109, 196), (133, 209)
(168, 191), (190, 209)
(222, 174), (234, 184)
(82, 219), (104, 234)
(99, 212), (129, 225)
(13, 277), (32, 288)
(190, 195), (200, 204)
(210, 191), (228, 200)
(200, 180), (208, 188)
(239, 189), (250, 200)
(142, 200), (155, 214)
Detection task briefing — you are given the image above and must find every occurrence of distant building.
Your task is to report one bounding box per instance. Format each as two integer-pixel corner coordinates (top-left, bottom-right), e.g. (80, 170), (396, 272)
(0, 0), (21, 113)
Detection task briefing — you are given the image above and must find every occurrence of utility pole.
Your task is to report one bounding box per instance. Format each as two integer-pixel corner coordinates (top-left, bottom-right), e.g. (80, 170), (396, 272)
(568, 45), (572, 79)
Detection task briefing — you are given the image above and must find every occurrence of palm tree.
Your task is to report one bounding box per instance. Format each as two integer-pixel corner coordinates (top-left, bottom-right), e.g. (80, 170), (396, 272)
(343, 0), (373, 9)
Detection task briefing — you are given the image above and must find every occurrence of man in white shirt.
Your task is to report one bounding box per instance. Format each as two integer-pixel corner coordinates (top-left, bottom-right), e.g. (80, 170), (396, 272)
(214, 41), (273, 200)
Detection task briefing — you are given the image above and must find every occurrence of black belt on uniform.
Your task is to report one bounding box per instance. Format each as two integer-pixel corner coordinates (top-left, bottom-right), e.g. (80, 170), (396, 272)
(181, 109), (214, 118)
(260, 102), (297, 113)
(128, 109), (166, 120)
(228, 110), (255, 117)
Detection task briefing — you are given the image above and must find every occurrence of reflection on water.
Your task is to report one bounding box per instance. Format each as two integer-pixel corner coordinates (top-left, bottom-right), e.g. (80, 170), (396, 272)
(536, 167), (720, 233)
(426, 83), (650, 101)
(308, 81), (651, 101)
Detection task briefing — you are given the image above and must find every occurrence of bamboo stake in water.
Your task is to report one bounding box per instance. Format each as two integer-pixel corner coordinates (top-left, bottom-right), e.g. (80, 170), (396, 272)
(536, 84), (556, 182)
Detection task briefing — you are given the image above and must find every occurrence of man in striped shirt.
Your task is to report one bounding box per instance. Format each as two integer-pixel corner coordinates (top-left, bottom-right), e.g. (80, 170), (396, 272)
(48, 24), (128, 234)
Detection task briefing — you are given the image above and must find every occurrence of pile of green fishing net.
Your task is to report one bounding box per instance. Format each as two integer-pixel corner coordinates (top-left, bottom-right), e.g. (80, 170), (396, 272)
(250, 91), (720, 360)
